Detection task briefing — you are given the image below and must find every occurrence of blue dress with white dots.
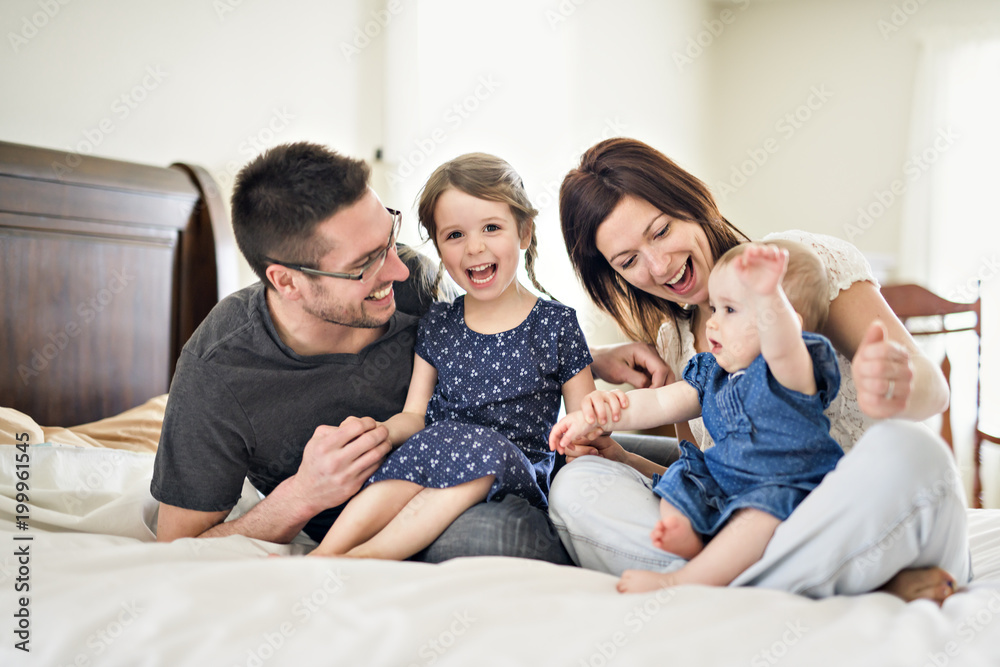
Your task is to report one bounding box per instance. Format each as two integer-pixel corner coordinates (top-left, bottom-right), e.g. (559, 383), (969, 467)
(368, 296), (593, 508)
(652, 332), (844, 539)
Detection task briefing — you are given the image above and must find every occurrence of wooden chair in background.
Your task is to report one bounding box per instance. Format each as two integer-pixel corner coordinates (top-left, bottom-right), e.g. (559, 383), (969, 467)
(880, 283), (984, 507)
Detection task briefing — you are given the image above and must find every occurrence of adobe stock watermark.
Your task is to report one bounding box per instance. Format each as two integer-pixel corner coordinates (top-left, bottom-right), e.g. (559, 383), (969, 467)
(356, 330), (413, 393)
(673, 0), (751, 71)
(576, 587), (678, 667)
(404, 611), (477, 667)
(751, 619), (810, 666)
(213, 107), (297, 189)
(235, 568), (350, 667)
(545, 0), (590, 30)
(843, 126), (958, 242)
(924, 590), (1000, 667)
(17, 267), (136, 385)
(877, 0), (932, 40)
(50, 67), (169, 178)
(853, 470), (960, 575)
(214, 0), (250, 21)
(948, 262), (996, 304)
(556, 466), (622, 522)
(61, 456), (118, 514)
(69, 600), (145, 664)
(574, 308), (615, 348)
(7, 0), (72, 54)
(339, 0), (405, 61)
(714, 84), (833, 202)
(529, 116), (629, 217)
(385, 75), (501, 187)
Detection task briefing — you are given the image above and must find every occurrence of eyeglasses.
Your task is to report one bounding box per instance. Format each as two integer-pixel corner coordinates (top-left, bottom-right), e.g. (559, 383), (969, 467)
(267, 208), (401, 283)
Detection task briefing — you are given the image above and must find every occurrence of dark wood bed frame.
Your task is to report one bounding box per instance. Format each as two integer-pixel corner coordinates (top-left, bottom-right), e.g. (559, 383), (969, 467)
(0, 141), (231, 427)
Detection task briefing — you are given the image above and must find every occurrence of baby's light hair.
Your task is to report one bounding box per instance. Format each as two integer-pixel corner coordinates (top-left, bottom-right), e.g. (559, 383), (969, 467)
(416, 153), (552, 299)
(716, 240), (829, 331)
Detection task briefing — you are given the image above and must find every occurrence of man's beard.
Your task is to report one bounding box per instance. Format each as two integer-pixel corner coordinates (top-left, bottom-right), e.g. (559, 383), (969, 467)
(303, 283), (394, 330)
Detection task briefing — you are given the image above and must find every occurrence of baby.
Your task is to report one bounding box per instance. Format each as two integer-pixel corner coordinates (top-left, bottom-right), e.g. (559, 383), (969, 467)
(551, 241), (844, 592)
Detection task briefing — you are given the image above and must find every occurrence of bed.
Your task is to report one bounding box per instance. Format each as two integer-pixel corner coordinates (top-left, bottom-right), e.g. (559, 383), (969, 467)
(2, 142), (999, 667)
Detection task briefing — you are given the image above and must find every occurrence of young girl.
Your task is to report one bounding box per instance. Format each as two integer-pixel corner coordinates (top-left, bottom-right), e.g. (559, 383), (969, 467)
(310, 153), (598, 560)
(550, 241), (844, 592)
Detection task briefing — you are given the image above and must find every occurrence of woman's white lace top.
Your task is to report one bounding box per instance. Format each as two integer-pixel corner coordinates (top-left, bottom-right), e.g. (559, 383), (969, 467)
(655, 230), (879, 453)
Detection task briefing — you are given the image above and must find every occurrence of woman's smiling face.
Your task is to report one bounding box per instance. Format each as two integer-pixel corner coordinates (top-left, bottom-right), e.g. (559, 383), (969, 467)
(595, 195), (715, 307)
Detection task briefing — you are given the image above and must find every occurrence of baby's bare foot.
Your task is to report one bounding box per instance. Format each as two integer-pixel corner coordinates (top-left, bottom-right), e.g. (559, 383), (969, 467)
(879, 567), (956, 605)
(617, 569), (682, 594)
(650, 516), (703, 560)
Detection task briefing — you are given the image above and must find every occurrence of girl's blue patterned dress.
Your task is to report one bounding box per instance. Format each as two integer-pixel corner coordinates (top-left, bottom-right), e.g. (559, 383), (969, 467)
(368, 296), (593, 508)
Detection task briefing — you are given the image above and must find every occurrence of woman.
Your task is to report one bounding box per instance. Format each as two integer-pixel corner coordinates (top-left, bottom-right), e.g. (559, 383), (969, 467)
(549, 137), (971, 602)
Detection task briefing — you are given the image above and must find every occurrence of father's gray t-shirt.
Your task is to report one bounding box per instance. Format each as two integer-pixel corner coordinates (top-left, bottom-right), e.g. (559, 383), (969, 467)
(151, 250), (439, 540)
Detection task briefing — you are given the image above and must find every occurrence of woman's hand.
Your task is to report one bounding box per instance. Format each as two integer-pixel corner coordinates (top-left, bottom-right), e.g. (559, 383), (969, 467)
(851, 321), (914, 419)
(589, 342), (673, 389)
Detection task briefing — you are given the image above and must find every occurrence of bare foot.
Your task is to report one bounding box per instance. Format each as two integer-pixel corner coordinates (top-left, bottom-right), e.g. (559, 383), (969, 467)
(650, 516), (704, 560)
(306, 548), (346, 558)
(617, 569), (683, 593)
(879, 567), (956, 605)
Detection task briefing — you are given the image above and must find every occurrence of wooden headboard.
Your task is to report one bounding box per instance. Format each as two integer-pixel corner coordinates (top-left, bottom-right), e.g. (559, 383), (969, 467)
(0, 141), (232, 427)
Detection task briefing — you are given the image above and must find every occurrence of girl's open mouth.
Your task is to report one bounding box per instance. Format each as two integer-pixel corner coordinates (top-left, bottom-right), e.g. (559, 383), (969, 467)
(467, 263), (497, 285)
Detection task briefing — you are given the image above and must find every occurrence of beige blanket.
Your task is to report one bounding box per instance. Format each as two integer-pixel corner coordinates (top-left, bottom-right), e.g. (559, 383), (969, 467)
(0, 394), (166, 452)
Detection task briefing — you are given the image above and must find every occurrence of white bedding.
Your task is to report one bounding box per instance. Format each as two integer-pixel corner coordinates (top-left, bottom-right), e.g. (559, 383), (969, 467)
(2, 445), (1000, 667)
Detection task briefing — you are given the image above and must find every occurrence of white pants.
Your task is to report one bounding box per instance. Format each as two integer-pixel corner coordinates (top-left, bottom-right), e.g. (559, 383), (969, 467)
(548, 420), (972, 597)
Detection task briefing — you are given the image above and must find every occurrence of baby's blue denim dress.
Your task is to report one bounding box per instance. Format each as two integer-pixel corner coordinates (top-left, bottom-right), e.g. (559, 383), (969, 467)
(652, 332), (843, 540)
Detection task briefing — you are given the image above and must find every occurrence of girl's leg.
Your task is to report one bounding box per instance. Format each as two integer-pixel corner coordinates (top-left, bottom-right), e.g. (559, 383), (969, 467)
(732, 420), (972, 600)
(620, 509), (780, 593)
(548, 457), (686, 576)
(310, 480), (423, 557)
(651, 498), (704, 560)
(346, 476), (495, 561)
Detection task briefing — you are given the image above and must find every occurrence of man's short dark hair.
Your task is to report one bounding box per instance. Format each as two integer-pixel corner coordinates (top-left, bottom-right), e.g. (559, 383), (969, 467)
(231, 142), (372, 285)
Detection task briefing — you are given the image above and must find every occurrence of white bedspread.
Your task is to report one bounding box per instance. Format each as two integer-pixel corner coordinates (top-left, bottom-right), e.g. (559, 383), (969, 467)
(2, 445), (999, 667)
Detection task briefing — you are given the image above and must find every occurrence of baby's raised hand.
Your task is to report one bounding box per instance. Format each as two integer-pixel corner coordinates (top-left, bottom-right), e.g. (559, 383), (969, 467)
(735, 243), (788, 296)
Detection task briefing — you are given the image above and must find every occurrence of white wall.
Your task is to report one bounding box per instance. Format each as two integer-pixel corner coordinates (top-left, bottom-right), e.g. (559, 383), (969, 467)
(0, 0), (382, 288)
(1, 0), (708, 341)
(702, 0), (1000, 278)
(377, 0), (709, 346)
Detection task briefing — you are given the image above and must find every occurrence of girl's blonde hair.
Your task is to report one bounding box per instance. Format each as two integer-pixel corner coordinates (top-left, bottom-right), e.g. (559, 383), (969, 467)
(417, 153), (552, 299)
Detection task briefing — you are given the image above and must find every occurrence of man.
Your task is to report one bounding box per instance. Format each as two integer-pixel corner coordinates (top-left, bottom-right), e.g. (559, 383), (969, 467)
(152, 142), (668, 563)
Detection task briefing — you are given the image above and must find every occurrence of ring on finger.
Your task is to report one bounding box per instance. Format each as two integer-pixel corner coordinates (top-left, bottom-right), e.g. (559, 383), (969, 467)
(884, 379), (895, 401)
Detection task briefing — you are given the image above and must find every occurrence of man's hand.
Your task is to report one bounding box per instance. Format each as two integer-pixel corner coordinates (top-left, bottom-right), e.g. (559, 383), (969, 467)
(590, 342), (672, 389)
(287, 416), (392, 516)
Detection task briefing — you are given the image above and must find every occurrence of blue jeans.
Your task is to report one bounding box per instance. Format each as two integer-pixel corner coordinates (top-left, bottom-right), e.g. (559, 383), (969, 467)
(410, 433), (676, 565)
(549, 421), (973, 596)
(411, 494), (572, 564)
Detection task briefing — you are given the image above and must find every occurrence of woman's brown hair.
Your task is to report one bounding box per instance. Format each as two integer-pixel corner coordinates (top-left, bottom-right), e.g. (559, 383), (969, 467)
(560, 137), (749, 343)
